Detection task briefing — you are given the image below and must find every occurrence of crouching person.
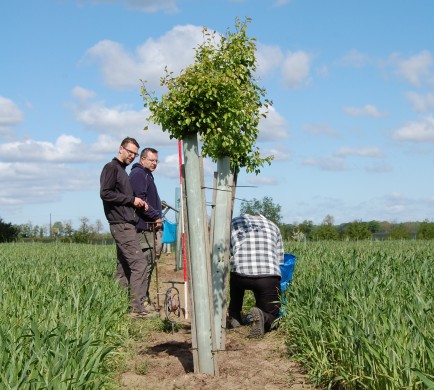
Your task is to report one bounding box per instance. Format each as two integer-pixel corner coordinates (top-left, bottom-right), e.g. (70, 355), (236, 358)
(227, 214), (284, 338)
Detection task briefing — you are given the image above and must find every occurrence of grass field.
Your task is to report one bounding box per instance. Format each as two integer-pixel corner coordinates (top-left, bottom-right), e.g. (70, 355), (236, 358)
(1, 241), (433, 389)
(282, 240), (434, 389)
(0, 243), (129, 389)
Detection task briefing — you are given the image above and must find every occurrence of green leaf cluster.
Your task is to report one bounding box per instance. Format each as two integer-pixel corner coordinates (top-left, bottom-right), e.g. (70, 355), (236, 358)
(142, 18), (273, 174)
(239, 196), (282, 225)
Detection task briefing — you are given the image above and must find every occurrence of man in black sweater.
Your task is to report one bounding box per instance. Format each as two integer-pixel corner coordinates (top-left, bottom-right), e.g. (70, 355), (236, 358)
(100, 137), (149, 317)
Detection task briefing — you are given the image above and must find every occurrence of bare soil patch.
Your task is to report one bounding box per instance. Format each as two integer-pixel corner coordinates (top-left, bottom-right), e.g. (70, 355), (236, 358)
(118, 253), (314, 390)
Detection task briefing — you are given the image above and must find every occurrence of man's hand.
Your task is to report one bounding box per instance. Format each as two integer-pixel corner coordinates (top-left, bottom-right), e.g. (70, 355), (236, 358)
(133, 198), (149, 210)
(155, 218), (163, 230)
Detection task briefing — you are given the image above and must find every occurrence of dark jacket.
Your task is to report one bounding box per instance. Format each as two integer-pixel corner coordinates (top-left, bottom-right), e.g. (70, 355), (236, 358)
(129, 162), (162, 231)
(100, 158), (138, 225)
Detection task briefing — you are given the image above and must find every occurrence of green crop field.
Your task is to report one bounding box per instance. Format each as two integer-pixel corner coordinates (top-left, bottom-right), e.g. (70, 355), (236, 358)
(1, 241), (433, 389)
(0, 243), (129, 389)
(282, 240), (434, 389)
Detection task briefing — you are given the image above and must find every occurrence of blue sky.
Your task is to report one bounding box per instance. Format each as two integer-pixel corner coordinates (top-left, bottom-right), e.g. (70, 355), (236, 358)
(1, 0), (434, 231)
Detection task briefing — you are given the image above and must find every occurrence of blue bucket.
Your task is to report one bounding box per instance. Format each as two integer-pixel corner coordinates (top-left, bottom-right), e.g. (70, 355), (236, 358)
(280, 253), (296, 293)
(278, 253), (297, 319)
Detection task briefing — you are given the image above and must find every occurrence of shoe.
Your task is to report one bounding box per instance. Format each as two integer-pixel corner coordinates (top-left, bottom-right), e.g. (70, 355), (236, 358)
(143, 300), (158, 312)
(248, 307), (265, 338)
(130, 305), (159, 319)
(130, 310), (153, 319)
(227, 317), (241, 329)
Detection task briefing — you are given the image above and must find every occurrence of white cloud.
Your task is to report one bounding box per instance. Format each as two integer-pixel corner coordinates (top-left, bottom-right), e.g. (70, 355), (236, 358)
(273, 0), (290, 6)
(158, 153), (182, 179)
(0, 131), (178, 213)
(334, 147), (384, 158)
(302, 156), (346, 171)
(393, 116), (434, 143)
(303, 123), (338, 137)
(393, 50), (433, 87)
(365, 162), (393, 173)
(338, 49), (371, 68)
(85, 25), (204, 90)
(383, 192), (409, 215)
(91, 134), (120, 153)
(123, 0), (178, 13)
(0, 96), (24, 126)
(262, 146), (290, 161)
(258, 106), (289, 141)
(281, 51), (311, 89)
(387, 192), (404, 200)
(79, 0), (178, 13)
(0, 135), (91, 163)
(256, 43), (284, 77)
(344, 104), (388, 117)
(71, 86), (97, 103)
(315, 65), (329, 78)
(0, 161), (97, 207)
(246, 175), (278, 186)
(256, 45), (314, 89)
(73, 101), (173, 146)
(76, 102), (143, 130)
(405, 92), (434, 112)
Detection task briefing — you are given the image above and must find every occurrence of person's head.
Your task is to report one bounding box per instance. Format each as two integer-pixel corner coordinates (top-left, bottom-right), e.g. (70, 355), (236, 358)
(118, 137), (140, 165)
(140, 147), (159, 172)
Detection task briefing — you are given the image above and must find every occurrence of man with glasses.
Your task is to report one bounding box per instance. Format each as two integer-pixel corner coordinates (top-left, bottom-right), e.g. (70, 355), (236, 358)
(129, 147), (163, 313)
(100, 137), (150, 317)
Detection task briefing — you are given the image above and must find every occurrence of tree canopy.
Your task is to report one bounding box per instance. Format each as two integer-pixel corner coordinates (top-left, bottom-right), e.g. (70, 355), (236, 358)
(239, 196), (282, 225)
(0, 218), (19, 242)
(142, 18), (273, 174)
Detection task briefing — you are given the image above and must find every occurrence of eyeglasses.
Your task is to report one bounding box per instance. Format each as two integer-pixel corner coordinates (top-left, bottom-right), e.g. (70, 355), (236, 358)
(144, 158), (159, 164)
(122, 146), (139, 157)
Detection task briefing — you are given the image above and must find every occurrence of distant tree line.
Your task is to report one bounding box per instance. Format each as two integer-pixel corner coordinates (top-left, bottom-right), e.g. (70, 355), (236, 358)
(2, 196), (434, 243)
(239, 197), (434, 241)
(0, 217), (112, 243)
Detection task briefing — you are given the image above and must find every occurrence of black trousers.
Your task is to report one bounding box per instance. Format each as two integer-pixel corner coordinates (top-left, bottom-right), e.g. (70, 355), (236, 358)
(228, 273), (281, 331)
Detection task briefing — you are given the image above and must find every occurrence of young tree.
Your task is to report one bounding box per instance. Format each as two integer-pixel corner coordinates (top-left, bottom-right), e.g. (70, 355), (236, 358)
(312, 215), (339, 240)
(0, 218), (19, 242)
(94, 219), (104, 235)
(142, 17), (273, 174)
(417, 220), (434, 239)
(239, 196), (282, 225)
(63, 220), (74, 237)
(141, 18), (274, 372)
(78, 217), (91, 234)
(17, 222), (33, 238)
(279, 223), (296, 241)
(389, 224), (411, 240)
(342, 220), (372, 240)
(51, 221), (64, 237)
(322, 214), (335, 226)
(313, 224), (339, 240)
(297, 220), (314, 240)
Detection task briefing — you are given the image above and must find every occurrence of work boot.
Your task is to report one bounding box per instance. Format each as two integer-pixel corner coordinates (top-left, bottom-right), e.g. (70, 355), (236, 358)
(248, 307), (265, 338)
(227, 317), (241, 329)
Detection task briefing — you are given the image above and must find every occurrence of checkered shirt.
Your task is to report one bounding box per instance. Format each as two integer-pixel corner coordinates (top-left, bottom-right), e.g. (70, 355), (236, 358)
(230, 214), (284, 277)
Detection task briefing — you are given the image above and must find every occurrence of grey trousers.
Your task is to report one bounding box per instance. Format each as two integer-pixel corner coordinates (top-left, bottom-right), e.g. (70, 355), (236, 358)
(137, 230), (162, 301)
(110, 223), (147, 312)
